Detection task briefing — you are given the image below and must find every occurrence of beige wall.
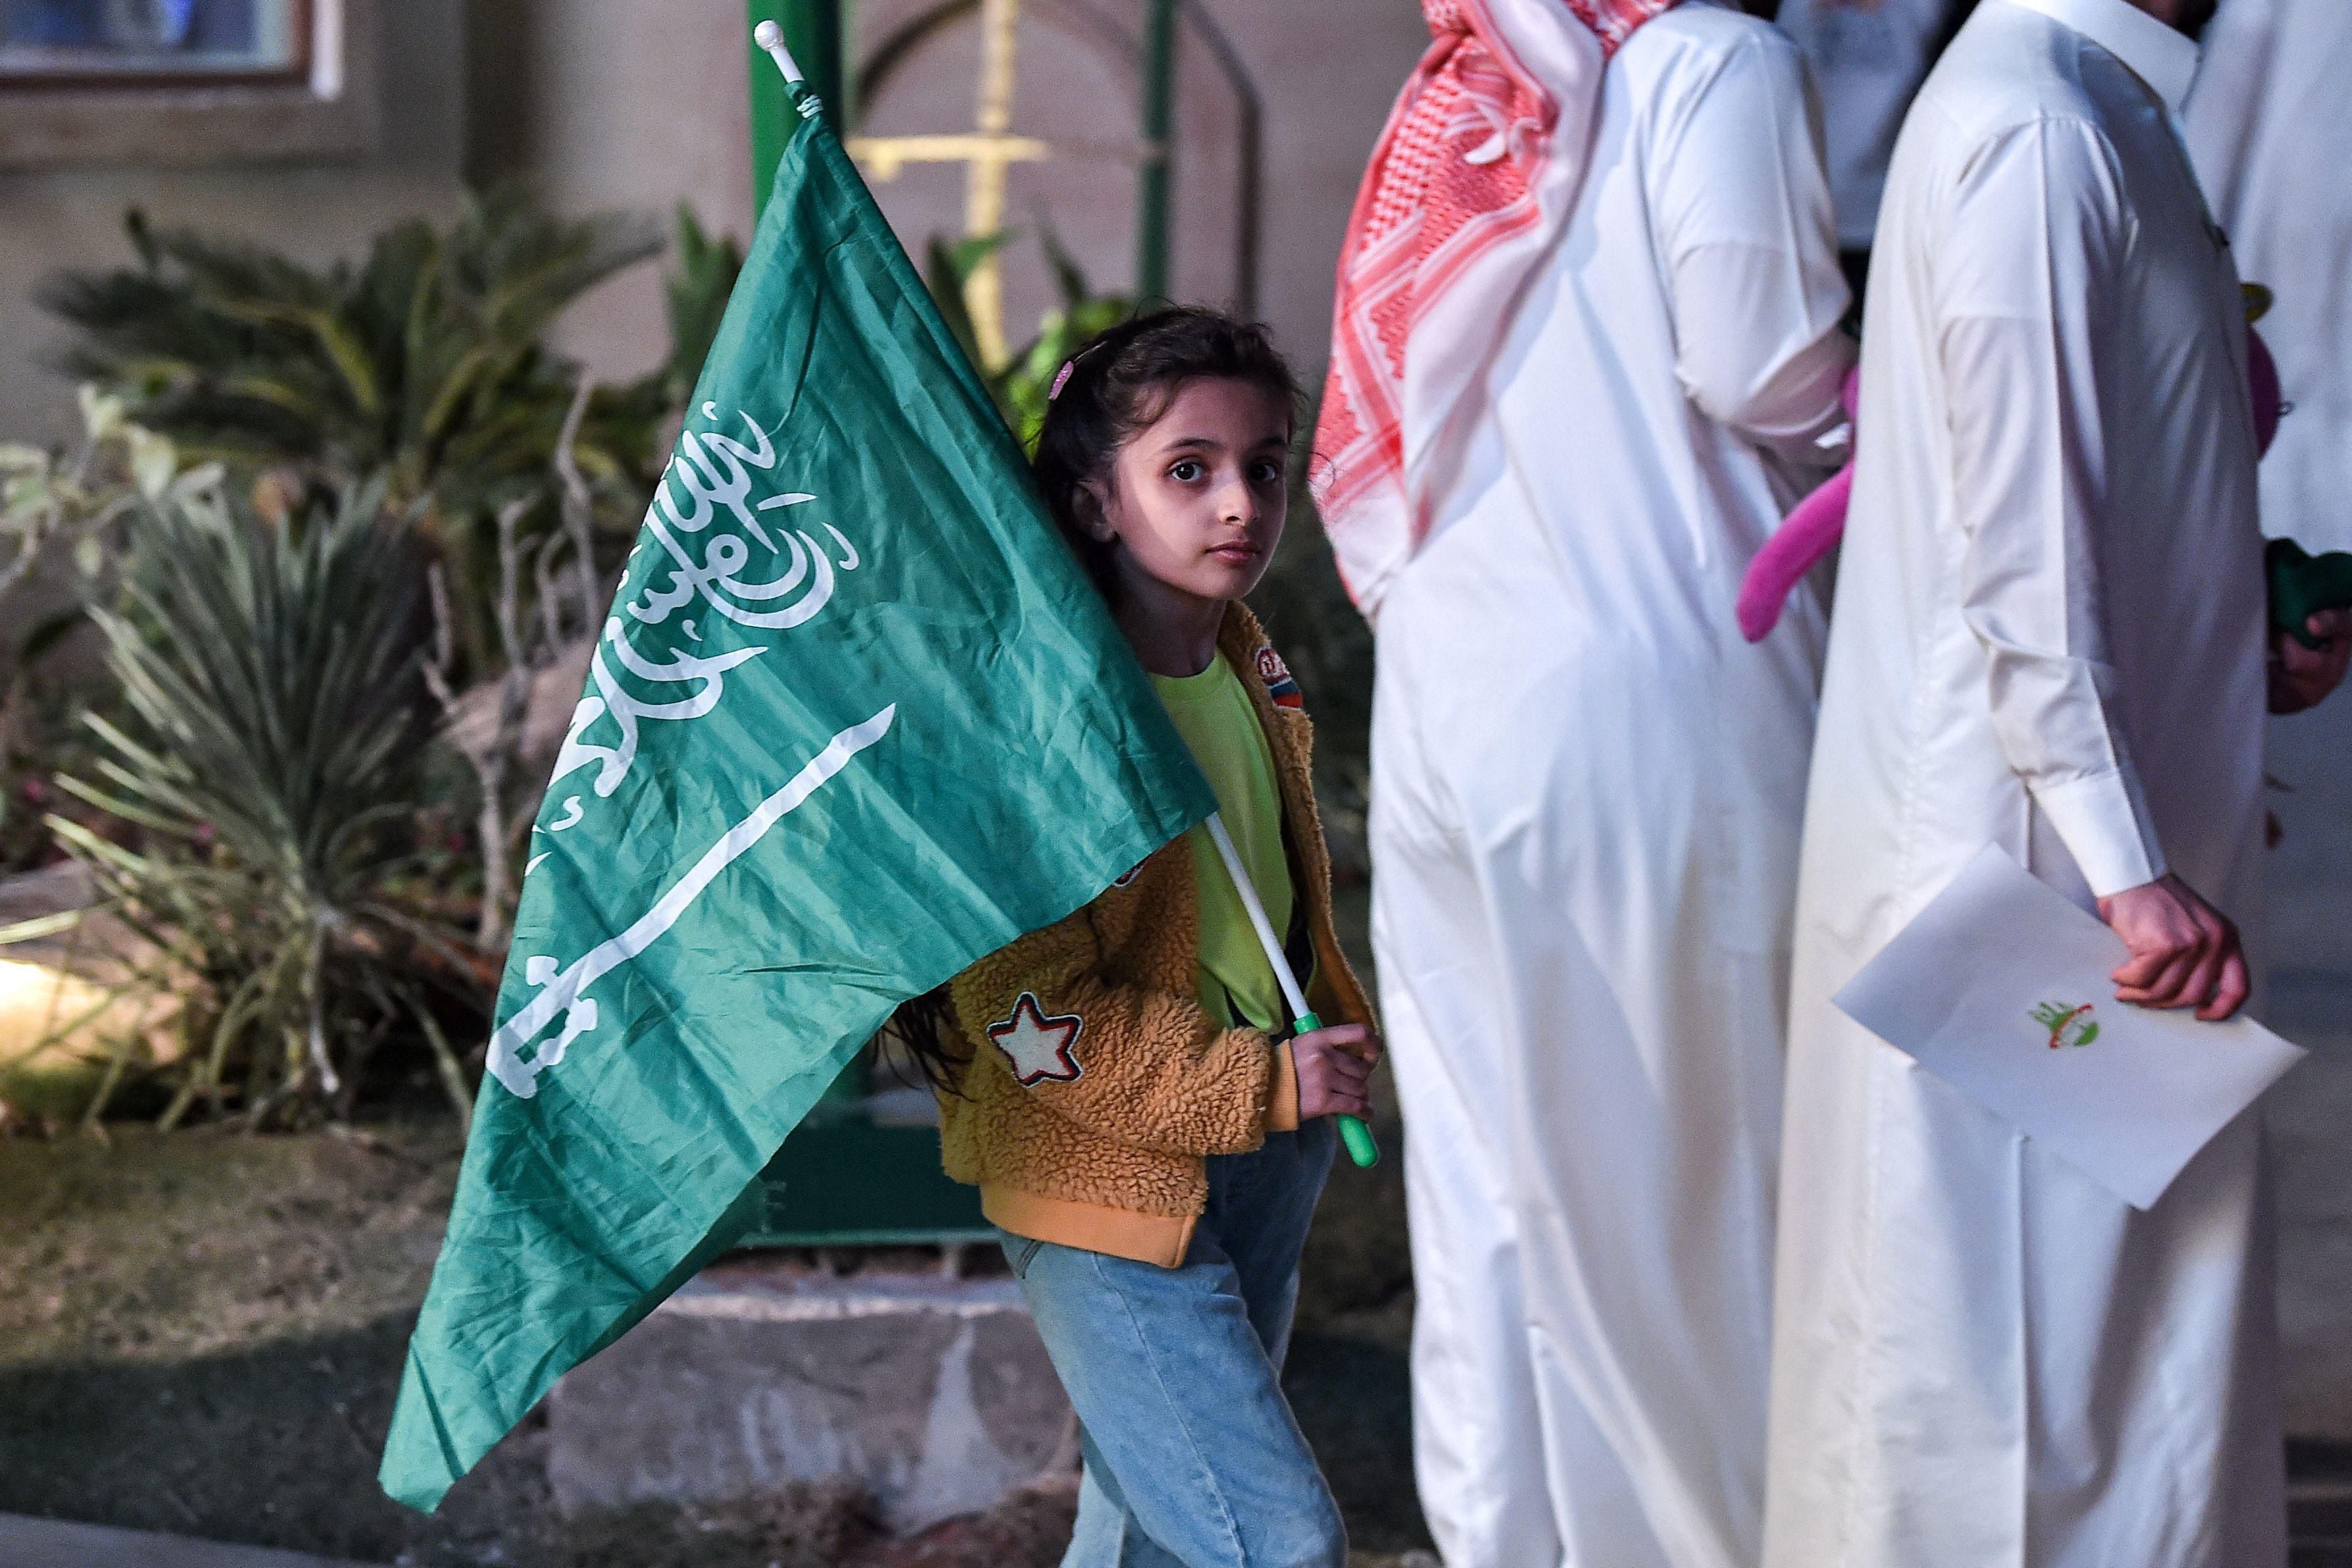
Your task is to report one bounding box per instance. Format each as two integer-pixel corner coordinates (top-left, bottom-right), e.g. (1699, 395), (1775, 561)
(0, 1), (466, 447)
(464, 0), (757, 390)
(0, 0), (1428, 449)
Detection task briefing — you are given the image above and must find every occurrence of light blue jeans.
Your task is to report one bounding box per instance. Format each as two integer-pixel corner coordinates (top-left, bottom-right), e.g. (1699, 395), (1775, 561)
(1003, 1117), (1345, 1568)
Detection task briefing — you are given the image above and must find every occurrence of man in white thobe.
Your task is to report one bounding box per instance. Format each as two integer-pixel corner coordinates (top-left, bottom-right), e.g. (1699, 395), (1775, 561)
(2185, 0), (2352, 559)
(1763, 0), (2346, 1562)
(1320, 3), (1851, 1563)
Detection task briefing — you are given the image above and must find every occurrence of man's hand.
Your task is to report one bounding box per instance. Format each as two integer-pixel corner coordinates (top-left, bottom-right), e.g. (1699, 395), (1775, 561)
(1293, 1023), (1381, 1122)
(2099, 874), (2249, 1022)
(2270, 608), (2352, 714)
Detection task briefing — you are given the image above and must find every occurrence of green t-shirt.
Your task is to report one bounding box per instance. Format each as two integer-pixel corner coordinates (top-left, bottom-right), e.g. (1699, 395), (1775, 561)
(1150, 652), (1293, 1032)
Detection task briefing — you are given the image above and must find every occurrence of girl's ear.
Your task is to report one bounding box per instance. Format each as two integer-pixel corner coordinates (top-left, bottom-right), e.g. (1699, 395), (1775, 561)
(1075, 478), (1117, 544)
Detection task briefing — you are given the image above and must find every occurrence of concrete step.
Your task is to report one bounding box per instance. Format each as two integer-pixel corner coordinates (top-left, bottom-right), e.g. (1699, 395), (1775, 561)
(0, 1515), (378, 1568)
(545, 1257), (1075, 1535)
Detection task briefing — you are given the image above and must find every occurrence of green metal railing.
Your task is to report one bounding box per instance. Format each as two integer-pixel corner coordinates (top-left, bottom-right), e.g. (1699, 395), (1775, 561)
(751, 1082), (996, 1248)
(1177, 0), (1261, 320)
(1135, 0), (1177, 303)
(746, 0), (1256, 309)
(749, 0), (846, 215)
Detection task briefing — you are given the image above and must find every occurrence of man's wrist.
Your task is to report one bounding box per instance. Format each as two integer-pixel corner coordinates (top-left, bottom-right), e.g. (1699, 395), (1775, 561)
(2031, 766), (2167, 899)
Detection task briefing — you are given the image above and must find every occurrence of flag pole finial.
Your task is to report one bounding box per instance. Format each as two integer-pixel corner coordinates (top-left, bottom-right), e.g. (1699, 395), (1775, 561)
(753, 20), (805, 84)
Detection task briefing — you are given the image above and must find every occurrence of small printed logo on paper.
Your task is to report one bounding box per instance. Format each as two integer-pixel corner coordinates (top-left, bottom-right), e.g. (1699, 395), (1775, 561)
(2031, 1001), (2100, 1050)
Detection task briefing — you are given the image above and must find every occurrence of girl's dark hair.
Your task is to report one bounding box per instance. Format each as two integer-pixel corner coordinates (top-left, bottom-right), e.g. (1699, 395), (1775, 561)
(1032, 305), (1302, 602)
(886, 307), (1300, 1097)
(880, 995), (969, 1099)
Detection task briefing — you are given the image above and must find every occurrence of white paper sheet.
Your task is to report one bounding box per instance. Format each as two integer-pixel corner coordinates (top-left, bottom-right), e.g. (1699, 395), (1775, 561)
(1834, 844), (2306, 1209)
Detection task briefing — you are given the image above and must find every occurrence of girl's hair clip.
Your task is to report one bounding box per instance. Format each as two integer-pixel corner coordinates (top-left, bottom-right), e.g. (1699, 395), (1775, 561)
(1048, 340), (1109, 404)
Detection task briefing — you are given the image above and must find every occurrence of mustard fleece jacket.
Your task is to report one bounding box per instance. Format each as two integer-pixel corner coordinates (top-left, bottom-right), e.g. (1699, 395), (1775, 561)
(936, 604), (1374, 1267)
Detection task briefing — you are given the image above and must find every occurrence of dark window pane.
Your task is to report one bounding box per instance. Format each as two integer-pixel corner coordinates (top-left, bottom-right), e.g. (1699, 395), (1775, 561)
(188, 0), (259, 52)
(2, 0), (283, 69)
(2, 1), (109, 47)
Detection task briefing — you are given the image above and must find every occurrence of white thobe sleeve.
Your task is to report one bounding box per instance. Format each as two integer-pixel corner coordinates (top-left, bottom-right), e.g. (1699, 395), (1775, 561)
(1652, 28), (1855, 459)
(1937, 118), (2168, 898)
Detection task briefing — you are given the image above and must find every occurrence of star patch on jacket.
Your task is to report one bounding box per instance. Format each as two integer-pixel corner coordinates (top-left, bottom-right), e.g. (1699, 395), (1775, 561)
(988, 992), (1085, 1086)
(1255, 644), (1304, 710)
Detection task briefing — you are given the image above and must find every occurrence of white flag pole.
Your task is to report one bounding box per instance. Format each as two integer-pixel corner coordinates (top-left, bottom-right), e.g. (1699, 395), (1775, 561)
(752, 19), (806, 84)
(1204, 814), (1312, 1023)
(1204, 812), (1379, 1167)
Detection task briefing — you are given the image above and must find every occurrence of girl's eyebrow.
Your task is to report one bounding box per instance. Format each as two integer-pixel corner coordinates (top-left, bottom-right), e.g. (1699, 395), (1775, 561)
(1152, 432), (1291, 455)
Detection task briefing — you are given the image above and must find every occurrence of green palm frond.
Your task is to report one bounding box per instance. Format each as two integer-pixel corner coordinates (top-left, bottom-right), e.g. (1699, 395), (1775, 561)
(54, 484), (474, 1125)
(41, 193), (664, 515)
(41, 192), (678, 683)
(663, 205), (745, 406)
(915, 224), (1136, 448)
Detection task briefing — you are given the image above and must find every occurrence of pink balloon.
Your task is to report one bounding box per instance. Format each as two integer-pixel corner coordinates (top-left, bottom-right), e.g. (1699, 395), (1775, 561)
(1738, 467), (1850, 642)
(1736, 327), (2285, 645)
(1738, 369), (1861, 643)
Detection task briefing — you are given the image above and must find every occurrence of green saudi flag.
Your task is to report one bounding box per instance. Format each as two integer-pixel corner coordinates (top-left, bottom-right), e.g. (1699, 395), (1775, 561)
(378, 79), (1214, 1511)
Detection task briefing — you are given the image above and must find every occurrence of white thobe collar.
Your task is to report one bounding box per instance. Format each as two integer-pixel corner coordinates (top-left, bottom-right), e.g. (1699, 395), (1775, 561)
(1998, 0), (2201, 115)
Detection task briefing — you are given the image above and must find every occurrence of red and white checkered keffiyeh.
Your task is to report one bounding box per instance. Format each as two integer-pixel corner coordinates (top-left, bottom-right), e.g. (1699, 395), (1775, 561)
(1314, 0), (1682, 616)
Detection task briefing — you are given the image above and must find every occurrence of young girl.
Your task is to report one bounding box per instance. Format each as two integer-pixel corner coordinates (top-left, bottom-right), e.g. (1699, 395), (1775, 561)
(905, 307), (1379, 1567)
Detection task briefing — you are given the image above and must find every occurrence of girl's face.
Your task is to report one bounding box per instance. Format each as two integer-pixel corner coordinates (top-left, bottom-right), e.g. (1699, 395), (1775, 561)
(1081, 377), (1291, 608)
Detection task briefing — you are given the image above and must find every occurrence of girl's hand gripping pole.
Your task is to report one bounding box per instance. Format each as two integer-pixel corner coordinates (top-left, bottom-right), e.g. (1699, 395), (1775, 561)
(1203, 814), (1381, 1168)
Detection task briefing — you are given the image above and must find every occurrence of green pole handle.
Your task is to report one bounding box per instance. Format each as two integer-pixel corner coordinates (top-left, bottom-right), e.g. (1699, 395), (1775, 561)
(1294, 1008), (1380, 1168)
(2268, 538), (2352, 650)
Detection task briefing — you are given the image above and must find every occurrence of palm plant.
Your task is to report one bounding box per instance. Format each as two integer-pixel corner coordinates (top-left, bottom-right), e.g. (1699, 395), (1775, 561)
(48, 483), (479, 1128)
(41, 192), (662, 506)
(40, 191), (671, 676)
(25, 200), (745, 1026)
(0, 388), (220, 874)
(659, 204), (747, 409)
(924, 226), (1133, 448)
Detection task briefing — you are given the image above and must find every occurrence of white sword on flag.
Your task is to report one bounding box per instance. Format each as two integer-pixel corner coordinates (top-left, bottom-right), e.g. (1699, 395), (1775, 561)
(488, 706), (897, 1099)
